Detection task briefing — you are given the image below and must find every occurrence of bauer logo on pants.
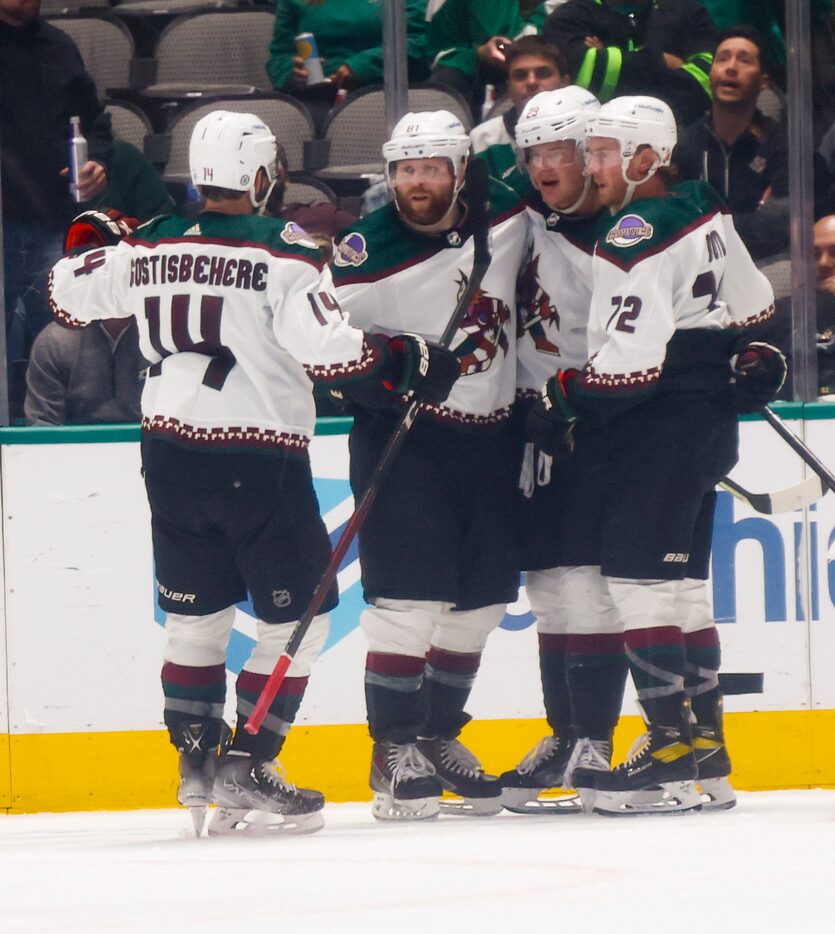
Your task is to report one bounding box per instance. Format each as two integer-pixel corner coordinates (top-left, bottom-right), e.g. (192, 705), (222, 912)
(606, 214), (654, 248)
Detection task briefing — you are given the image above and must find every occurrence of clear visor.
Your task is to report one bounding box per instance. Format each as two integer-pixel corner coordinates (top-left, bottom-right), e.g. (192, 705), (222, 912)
(583, 141), (625, 172)
(527, 141), (581, 169)
(388, 157), (457, 189)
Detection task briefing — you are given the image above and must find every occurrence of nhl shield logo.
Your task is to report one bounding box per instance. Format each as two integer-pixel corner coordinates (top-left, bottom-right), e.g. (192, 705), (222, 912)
(272, 589), (292, 608)
(606, 214), (654, 248)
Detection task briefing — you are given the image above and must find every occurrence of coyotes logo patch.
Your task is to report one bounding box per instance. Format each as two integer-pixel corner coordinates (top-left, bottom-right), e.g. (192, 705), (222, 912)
(451, 270), (510, 375)
(517, 253), (560, 356)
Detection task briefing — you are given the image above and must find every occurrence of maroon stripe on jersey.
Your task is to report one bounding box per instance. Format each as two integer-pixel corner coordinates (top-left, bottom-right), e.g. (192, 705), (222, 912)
(199, 295), (223, 344)
(237, 669), (309, 698)
(684, 627), (720, 649)
(426, 647), (481, 674)
(490, 201), (525, 227)
(366, 651), (426, 677)
(538, 633), (568, 654)
(597, 208), (721, 273)
(567, 633), (624, 655)
(126, 236), (324, 271)
(334, 244), (446, 286)
(171, 294), (190, 350)
(623, 626), (683, 649)
(144, 295), (165, 358)
(161, 661), (226, 687)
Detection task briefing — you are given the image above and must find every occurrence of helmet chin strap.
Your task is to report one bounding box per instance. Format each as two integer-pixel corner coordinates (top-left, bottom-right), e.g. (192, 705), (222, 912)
(558, 174), (593, 215)
(612, 151), (659, 213)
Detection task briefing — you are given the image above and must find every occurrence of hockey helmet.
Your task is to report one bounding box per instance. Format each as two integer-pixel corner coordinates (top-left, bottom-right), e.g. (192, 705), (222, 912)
(189, 110), (278, 209)
(515, 86), (601, 149)
(382, 110), (471, 190)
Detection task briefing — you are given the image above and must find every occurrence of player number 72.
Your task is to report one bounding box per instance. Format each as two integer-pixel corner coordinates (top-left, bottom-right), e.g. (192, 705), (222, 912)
(606, 295), (643, 334)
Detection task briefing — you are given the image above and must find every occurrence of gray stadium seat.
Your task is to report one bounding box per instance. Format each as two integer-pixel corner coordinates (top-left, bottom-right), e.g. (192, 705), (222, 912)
(48, 14), (135, 96)
(757, 253), (792, 302)
(284, 176), (338, 206)
(161, 96), (315, 183)
(105, 100), (153, 152)
(315, 84), (474, 179)
(41, 0), (108, 15)
(145, 11), (274, 93)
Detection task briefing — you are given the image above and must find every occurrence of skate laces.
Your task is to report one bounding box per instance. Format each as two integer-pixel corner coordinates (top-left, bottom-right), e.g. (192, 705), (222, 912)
(620, 732), (651, 769)
(518, 735), (562, 774)
(564, 737), (610, 785)
(439, 739), (483, 777)
(389, 744), (436, 784)
(257, 758), (296, 792)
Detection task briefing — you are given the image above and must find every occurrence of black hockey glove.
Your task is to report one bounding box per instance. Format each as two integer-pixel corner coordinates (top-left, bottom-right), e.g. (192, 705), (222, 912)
(729, 341), (788, 413)
(386, 333), (460, 405)
(64, 209), (138, 255)
(526, 369), (579, 456)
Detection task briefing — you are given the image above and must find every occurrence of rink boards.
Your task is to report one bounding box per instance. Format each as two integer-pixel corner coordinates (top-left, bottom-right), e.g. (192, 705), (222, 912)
(2, 404), (835, 812)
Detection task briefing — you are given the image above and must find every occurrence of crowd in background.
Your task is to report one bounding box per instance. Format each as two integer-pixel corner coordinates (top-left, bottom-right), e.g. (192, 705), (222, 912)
(3, 0), (835, 425)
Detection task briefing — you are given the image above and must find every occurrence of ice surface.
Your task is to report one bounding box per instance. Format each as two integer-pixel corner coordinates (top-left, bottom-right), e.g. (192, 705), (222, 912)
(1, 791), (834, 934)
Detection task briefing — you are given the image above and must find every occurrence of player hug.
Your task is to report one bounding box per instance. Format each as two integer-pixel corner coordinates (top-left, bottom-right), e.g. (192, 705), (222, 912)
(46, 91), (786, 832)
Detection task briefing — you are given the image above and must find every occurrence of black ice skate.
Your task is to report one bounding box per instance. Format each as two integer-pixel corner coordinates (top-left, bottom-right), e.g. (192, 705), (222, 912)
(575, 726), (702, 817)
(499, 734), (581, 814)
(693, 725), (736, 810)
(173, 719), (231, 836)
(370, 740), (442, 821)
(417, 736), (502, 816)
(210, 751), (325, 835)
(562, 737), (613, 813)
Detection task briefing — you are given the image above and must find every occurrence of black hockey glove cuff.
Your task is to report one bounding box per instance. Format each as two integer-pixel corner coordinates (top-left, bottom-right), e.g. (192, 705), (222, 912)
(526, 369), (579, 456)
(387, 333), (460, 405)
(64, 209), (138, 255)
(729, 341), (788, 413)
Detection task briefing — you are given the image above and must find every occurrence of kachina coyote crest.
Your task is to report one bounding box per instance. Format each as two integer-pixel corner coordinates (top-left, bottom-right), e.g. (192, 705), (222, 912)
(517, 252), (561, 356)
(451, 270), (510, 375)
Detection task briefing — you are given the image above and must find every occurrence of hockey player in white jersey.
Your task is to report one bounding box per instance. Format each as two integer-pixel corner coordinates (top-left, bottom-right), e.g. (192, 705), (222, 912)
(531, 96), (785, 815)
(331, 111), (528, 820)
(496, 86), (630, 813)
(49, 110), (459, 835)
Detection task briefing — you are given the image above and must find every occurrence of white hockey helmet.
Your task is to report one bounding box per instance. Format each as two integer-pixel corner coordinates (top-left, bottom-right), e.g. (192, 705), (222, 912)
(515, 86), (601, 149)
(382, 110), (471, 190)
(189, 110), (278, 209)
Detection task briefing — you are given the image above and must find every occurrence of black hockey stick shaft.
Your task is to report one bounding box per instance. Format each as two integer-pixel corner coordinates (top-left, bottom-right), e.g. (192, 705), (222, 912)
(245, 160), (492, 734)
(760, 405), (835, 493)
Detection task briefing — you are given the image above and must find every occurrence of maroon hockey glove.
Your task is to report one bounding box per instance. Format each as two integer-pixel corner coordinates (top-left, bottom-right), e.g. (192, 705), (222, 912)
(386, 333), (461, 405)
(526, 369), (579, 456)
(64, 209), (138, 254)
(730, 341), (787, 413)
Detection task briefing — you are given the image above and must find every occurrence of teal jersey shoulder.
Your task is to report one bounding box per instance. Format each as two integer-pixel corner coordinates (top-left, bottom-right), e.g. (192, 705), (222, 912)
(596, 181), (724, 265)
(133, 211), (324, 264)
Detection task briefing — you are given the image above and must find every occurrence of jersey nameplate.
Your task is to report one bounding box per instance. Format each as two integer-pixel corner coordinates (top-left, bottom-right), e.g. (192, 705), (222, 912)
(605, 214), (654, 248)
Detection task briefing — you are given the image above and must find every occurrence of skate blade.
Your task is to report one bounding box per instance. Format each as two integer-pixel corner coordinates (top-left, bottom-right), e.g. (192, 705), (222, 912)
(187, 806), (208, 837)
(500, 787), (583, 815)
(697, 777), (737, 811)
(371, 792), (440, 822)
(208, 807), (325, 836)
(593, 781), (703, 817)
(439, 794), (503, 817)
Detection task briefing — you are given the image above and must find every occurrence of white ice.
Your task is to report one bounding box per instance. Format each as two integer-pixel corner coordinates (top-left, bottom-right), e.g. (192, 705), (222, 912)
(1, 792), (834, 934)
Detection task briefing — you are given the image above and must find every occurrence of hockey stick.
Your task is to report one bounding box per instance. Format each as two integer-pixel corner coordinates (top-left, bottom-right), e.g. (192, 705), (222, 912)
(760, 405), (835, 494)
(244, 160), (493, 735)
(719, 475), (826, 514)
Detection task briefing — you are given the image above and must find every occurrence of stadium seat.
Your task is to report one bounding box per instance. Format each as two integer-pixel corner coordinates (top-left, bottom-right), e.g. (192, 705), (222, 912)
(41, 0), (108, 15)
(284, 176), (339, 206)
(757, 252), (792, 302)
(105, 99), (154, 152)
(47, 14), (136, 96)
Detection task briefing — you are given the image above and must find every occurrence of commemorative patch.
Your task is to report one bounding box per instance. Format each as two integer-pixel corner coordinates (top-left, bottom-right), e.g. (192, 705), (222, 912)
(334, 232), (369, 267)
(280, 221), (318, 249)
(605, 214), (654, 248)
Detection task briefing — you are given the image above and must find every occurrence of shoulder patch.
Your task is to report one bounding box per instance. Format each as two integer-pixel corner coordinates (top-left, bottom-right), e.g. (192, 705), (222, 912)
(605, 214), (654, 248)
(280, 221), (318, 249)
(334, 232), (369, 268)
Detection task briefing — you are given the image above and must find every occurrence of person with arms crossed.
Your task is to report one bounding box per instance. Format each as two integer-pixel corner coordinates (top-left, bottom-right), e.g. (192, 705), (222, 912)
(531, 96), (784, 814)
(48, 111), (459, 836)
(332, 111), (528, 821)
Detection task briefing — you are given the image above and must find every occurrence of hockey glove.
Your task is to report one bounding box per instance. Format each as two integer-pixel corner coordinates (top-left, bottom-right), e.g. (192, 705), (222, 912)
(64, 209), (138, 255)
(729, 341), (788, 413)
(387, 333), (460, 405)
(526, 369), (579, 456)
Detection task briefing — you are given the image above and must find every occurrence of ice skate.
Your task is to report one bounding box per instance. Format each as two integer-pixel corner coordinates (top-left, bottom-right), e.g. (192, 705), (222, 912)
(562, 737), (613, 814)
(209, 751), (325, 835)
(370, 740), (443, 821)
(576, 726), (702, 817)
(499, 734), (582, 814)
(417, 736), (503, 816)
(693, 725), (736, 811)
(173, 719), (231, 836)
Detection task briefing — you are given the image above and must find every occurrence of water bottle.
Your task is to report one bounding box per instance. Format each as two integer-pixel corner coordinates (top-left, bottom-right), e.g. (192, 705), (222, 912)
(69, 116), (88, 203)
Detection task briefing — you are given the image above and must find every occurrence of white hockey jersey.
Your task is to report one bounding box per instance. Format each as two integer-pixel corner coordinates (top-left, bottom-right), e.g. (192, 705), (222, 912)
(331, 179), (528, 425)
(573, 180), (775, 417)
(48, 212), (383, 451)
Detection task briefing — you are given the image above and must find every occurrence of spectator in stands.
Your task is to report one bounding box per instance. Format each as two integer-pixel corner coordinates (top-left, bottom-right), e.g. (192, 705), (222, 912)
(675, 25), (788, 261)
(427, 0), (552, 110)
(25, 317), (146, 426)
(543, 0), (717, 128)
(91, 140), (174, 222)
(267, 0), (429, 128)
(1, 0), (112, 409)
(470, 35), (568, 195)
